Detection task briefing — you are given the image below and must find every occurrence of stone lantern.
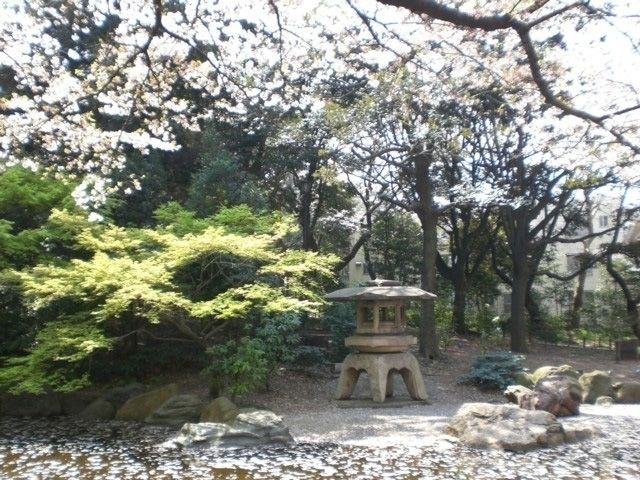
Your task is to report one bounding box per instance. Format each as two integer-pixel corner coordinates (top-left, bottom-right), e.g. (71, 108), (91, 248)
(326, 279), (436, 403)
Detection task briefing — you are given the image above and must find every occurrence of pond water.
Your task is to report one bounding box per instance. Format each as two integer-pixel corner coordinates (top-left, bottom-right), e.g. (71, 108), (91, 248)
(1, 416), (639, 479)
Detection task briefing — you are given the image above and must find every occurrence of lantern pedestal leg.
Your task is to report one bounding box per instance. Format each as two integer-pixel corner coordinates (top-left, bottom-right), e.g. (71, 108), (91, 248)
(386, 372), (394, 398)
(335, 352), (428, 403)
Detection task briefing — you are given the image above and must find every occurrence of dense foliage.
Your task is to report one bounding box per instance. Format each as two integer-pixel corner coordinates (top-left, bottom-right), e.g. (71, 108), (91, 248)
(0, 183), (338, 394)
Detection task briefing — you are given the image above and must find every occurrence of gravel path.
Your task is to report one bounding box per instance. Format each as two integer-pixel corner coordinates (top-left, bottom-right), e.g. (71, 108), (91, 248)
(283, 400), (640, 447)
(1, 405), (639, 479)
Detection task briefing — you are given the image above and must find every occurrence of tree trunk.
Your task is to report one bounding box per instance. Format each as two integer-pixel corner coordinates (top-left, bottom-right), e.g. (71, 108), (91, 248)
(525, 288), (543, 333)
(363, 242), (376, 280)
(415, 153), (440, 359)
(298, 159), (319, 251)
(451, 275), (468, 335)
(419, 212), (440, 358)
(568, 270), (586, 330)
(626, 300), (640, 339)
(605, 253), (640, 340)
(510, 268), (529, 352)
(569, 192), (594, 329)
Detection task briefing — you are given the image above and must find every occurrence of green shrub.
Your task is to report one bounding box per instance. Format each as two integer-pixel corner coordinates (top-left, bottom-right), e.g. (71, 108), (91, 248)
(459, 351), (525, 391)
(206, 337), (269, 397)
(435, 296), (454, 348)
(530, 314), (568, 344)
(322, 302), (356, 361)
(290, 345), (329, 367)
(205, 312), (302, 396)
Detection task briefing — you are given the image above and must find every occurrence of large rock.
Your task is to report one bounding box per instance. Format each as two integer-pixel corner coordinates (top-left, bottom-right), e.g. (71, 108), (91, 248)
(61, 392), (100, 416)
(504, 376), (582, 417)
(145, 394), (203, 427)
(514, 371), (534, 388)
(115, 384), (178, 421)
(104, 383), (145, 410)
(613, 381), (640, 403)
(531, 365), (580, 385)
(200, 396), (239, 423)
(446, 403), (593, 451)
(595, 396), (614, 406)
(0, 392), (62, 417)
(78, 398), (116, 420)
(579, 371), (613, 404)
(171, 410), (293, 448)
(535, 376), (582, 416)
(504, 385), (536, 409)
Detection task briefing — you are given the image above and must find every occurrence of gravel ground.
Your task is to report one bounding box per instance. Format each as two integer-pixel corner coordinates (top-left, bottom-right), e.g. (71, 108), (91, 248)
(1, 405), (639, 479)
(2, 339), (638, 479)
(240, 338), (640, 448)
(284, 402), (640, 447)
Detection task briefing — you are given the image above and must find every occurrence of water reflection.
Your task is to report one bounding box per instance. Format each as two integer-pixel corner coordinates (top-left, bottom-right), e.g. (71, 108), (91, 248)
(1, 416), (638, 479)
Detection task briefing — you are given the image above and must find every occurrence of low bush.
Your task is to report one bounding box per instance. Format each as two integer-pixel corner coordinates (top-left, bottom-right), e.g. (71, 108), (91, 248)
(459, 350), (525, 391)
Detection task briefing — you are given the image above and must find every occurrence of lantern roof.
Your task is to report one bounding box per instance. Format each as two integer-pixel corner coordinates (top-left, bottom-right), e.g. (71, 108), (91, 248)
(325, 279), (436, 302)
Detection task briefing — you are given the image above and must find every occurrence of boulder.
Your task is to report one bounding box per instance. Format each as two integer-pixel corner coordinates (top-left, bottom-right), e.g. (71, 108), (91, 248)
(595, 396), (614, 406)
(78, 398), (116, 420)
(579, 371), (613, 404)
(200, 396), (239, 423)
(504, 385), (536, 409)
(613, 381), (640, 404)
(531, 365), (580, 385)
(0, 392), (62, 417)
(115, 384), (178, 421)
(504, 376), (582, 417)
(514, 371), (534, 388)
(447, 403), (594, 451)
(61, 392), (100, 416)
(104, 383), (145, 410)
(145, 394), (204, 427)
(535, 376), (582, 417)
(171, 410), (293, 448)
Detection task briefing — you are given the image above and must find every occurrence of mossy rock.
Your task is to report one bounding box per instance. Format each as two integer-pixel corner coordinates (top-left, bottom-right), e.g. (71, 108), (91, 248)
(579, 371), (613, 404)
(146, 394), (204, 427)
(531, 365), (580, 385)
(115, 384), (178, 421)
(61, 391), (100, 416)
(514, 371), (534, 388)
(79, 398), (116, 420)
(200, 396), (239, 423)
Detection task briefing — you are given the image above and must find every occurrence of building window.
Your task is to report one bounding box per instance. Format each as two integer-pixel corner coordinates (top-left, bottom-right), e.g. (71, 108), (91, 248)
(567, 254), (579, 272)
(599, 215), (609, 228)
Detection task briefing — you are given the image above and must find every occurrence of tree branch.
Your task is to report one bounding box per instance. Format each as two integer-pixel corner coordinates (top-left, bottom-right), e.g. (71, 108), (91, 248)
(376, 0), (640, 155)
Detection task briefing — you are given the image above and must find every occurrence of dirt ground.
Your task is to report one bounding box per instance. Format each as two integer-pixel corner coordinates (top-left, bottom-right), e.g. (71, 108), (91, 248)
(238, 337), (640, 416)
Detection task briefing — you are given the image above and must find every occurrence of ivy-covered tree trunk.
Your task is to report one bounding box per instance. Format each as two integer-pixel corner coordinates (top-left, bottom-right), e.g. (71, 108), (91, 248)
(415, 153), (440, 359)
(507, 206), (529, 353)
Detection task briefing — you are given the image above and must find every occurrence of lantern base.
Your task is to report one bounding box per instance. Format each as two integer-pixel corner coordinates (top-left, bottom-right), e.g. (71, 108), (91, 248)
(335, 352), (428, 403)
(345, 334), (416, 353)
